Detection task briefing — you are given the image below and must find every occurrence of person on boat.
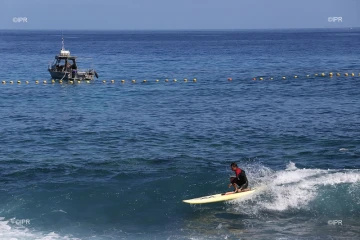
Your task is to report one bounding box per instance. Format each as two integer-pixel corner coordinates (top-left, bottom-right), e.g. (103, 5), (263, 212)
(58, 65), (65, 71)
(66, 62), (71, 70)
(228, 162), (249, 193)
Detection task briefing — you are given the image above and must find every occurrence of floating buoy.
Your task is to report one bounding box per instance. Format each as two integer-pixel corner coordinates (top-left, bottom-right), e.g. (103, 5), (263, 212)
(9, 73), (360, 85)
(1, 81), (5, 84)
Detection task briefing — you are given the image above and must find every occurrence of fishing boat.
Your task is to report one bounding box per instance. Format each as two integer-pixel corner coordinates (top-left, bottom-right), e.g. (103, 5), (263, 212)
(48, 37), (98, 81)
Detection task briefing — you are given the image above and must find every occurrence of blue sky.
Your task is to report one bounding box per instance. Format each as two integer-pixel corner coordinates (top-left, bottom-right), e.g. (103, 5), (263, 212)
(1, 0), (359, 30)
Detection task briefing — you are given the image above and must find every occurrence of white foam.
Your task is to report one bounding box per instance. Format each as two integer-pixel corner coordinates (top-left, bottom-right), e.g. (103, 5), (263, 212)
(285, 161), (297, 170)
(0, 218), (80, 240)
(229, 162), (360, 213)
(51, 210), (67, 214)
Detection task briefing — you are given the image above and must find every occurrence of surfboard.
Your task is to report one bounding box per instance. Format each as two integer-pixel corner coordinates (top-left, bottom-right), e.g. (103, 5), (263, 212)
(183, 189), (255, 204)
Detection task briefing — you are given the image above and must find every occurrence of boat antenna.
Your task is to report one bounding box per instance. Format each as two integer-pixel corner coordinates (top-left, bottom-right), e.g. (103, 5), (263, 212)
(61, 32), (65, 51)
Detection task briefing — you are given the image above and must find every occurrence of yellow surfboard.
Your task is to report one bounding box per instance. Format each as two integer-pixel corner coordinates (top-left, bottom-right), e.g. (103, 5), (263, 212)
(183, 189), (255, 204)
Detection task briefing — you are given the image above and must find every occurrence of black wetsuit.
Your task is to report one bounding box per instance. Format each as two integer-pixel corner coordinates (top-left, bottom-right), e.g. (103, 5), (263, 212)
(230, 168), (248, 190)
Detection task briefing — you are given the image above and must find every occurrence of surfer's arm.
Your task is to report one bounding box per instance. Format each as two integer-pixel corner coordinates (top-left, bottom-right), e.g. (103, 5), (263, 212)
(229, 177), (237, 188)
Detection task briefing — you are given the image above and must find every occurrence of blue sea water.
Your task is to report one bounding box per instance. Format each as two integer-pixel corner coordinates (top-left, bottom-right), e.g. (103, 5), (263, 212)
(0, 29), (360, 240)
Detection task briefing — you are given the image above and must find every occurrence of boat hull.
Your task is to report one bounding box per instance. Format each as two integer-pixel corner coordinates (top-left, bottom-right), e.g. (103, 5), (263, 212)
(48, 70), (95, 81)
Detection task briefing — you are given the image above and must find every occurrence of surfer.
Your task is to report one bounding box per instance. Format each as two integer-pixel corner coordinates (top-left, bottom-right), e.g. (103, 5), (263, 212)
(228, 162), (249, 193)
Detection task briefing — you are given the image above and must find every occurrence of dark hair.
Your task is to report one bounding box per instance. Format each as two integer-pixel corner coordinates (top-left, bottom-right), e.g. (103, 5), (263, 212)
(230, 162), (238, 168)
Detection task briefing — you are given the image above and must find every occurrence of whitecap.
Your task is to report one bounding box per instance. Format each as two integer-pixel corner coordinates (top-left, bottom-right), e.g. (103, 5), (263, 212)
(227, 162), (360, 213)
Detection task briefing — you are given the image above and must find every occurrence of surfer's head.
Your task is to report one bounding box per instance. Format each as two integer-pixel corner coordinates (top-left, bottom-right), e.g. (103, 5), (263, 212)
(230, 162), (238, 169)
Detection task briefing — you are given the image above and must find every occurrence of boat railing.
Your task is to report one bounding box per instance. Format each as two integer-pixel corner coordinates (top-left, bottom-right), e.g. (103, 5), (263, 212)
(75, 68), (93, 73)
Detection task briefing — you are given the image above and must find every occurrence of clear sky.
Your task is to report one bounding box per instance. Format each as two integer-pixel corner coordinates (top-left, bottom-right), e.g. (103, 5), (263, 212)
(1, 0), (359, 30)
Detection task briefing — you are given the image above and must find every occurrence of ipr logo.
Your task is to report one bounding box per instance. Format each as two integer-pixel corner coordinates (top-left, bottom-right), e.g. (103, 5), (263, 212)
(328, 17), (343, 22)
(328, 220), (342, 225)
(13, 17), (28, 23)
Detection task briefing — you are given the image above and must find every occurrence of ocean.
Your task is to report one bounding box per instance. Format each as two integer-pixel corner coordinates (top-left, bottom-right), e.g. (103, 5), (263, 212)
(0, 29), (359, 240)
